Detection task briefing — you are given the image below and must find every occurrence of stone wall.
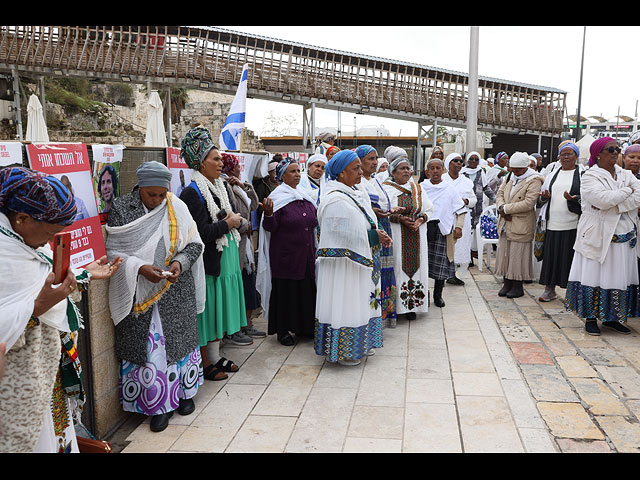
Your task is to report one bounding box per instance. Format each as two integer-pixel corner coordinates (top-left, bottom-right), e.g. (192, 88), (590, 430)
(45, 85), (265, 152)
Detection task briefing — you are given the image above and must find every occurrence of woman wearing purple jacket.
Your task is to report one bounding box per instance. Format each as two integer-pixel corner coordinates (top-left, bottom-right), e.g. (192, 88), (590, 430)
(256, 158), (318, 346)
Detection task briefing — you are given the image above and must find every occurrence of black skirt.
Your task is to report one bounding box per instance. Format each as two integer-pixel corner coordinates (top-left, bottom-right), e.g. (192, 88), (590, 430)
(538, 228), (577, 289)
(242, 268), (260, 310)
(268, 269), (317, 338)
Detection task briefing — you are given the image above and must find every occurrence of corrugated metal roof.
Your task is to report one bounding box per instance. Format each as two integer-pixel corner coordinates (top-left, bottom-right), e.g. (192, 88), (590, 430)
(187, 26), (567, 95)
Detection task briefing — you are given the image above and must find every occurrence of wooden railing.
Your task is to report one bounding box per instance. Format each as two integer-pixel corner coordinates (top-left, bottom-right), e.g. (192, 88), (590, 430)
(0, 26), (566, 134)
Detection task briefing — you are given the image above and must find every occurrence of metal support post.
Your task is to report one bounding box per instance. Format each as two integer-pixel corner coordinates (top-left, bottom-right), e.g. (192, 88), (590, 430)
(467, 26), (479, 153)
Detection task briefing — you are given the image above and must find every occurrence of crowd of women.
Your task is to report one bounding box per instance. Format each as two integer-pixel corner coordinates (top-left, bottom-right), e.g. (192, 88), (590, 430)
(3, 125), (640, 452)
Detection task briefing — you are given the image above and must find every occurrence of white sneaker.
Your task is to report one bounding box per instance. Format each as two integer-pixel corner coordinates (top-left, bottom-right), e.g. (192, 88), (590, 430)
(338, 358), (361, 366)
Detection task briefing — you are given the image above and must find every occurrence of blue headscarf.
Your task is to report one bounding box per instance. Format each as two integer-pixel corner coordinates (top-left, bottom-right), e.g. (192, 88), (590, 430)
(559, 142), (580, 158)
(0, 167), (77, 225)
(355, 145), (376, 159)
(275, 157), (297, 183)
(325, 150), (358, 180)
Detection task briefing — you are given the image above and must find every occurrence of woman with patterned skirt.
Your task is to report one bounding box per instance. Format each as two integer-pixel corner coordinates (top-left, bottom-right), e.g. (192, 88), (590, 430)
(314, 150), (392, 366)
(107, 161), (206, 433)
(565, 137), (640, 336)
(355, 144), (402, 328)
(382, 146), (434, 319)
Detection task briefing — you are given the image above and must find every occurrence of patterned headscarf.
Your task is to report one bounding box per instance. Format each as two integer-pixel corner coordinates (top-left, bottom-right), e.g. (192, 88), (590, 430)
(221, 153), (240, 175)
(275, 157), (297, 183)
(355, 145), (377, 159)
(589, 136), (617, 167)
(326, 145), (340, 157)
(630, 131), (640, 145)
(0, 167), (77, 225)
(325, 150), (358, 181)
(494, 152), (508, 164)
(180, 126), (217, 171)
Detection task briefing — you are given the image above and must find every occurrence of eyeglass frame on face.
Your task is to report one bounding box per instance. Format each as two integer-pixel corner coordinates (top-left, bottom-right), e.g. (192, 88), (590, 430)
(450, 158), (464, 163)
(604, 146), (621, 154)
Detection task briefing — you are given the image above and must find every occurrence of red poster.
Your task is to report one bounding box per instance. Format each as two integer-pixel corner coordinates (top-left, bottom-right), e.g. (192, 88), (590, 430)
(167, 147), (193, 197)
(26, 143), (106, 269)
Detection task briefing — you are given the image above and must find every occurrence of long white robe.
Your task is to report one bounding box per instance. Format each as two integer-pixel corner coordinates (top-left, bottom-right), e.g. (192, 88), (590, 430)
(382, 179), (433, 314)
(314, 180), (383, 362)
(442, 173), (476, 265)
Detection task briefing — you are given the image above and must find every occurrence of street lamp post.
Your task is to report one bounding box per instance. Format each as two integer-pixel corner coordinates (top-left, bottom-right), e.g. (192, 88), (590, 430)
(467, 26), (479, 153)
(576, 26), (586, 141)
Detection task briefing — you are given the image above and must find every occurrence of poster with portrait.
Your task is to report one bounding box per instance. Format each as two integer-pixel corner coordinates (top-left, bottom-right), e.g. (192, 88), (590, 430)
(167, 147), (193, 197)
(26, 143), (106, 269)
(91, 144), (125, 224)
(0, 141), (24, 168)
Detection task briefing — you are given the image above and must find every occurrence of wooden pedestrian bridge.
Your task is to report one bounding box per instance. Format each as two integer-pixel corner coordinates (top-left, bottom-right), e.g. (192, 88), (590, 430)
(0, 25), (566, 137)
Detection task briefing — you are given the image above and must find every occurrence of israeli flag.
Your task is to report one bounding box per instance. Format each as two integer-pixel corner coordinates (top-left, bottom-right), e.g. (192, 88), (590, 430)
(219, 63), (249, 151)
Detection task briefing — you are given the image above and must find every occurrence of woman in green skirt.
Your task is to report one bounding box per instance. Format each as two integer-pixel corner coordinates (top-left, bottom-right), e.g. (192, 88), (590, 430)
(179, 127), (251, 381)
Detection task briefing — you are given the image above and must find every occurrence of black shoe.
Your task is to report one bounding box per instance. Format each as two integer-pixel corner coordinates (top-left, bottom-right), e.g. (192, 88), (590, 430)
(178, 398), (195, 416)
(498, 278), (513, 297)
(150, 411), (174, 432)
(278, 333), (295, 346)
(585, 320), (601, 336)
(446, 276), (465, 286)
(506, 280), (524, 298)
(405, 312), (416, 320)
(602, 322), (631, 334)
(433, 280), (446, 307)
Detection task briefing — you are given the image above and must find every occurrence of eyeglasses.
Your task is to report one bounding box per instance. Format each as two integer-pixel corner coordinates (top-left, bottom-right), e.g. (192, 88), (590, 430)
(604, 146), (621, 154)
(450, 158), (464, 163)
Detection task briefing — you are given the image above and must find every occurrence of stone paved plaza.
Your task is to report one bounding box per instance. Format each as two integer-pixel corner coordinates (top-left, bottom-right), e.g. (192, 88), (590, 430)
(109, 262), (640, 453)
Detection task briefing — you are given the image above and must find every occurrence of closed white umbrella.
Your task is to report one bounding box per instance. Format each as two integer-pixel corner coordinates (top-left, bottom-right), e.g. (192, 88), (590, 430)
(25, 94), (49, 142)
(144, 90), (167, 147)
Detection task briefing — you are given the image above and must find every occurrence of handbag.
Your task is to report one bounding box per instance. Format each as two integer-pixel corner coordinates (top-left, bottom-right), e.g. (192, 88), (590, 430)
(77, 436), (113, 453)
(534, 216), (546, 261)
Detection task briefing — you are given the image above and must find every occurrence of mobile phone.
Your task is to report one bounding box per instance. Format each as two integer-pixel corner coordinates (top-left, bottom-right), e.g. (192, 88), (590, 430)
(53, 231), (71, 284)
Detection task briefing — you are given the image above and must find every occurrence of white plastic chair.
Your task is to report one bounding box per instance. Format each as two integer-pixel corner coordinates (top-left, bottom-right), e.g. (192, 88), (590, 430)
(475, 205), (500, 272)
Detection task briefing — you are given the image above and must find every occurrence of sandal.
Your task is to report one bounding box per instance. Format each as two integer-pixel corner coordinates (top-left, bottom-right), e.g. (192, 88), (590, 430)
(203, 363), (228, 381)
(214, 357), (239, 373)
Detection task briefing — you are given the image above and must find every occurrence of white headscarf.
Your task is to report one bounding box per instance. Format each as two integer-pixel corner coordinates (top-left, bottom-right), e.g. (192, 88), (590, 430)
(256, 183), (316, 323)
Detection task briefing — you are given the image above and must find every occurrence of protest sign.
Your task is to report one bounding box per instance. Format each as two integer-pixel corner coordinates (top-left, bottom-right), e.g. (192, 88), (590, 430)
(26, 143), (106, 269)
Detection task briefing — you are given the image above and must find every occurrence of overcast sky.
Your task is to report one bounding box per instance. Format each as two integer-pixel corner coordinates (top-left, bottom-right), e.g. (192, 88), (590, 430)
(219, 25), (639, 137)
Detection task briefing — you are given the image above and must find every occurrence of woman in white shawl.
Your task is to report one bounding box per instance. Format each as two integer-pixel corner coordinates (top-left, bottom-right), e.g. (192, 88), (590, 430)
(442, 152), (476, 284)
(256, 158), (318, 346)
(421, 156), (467, 307)
(383, 146), (434, 318)
(106, 161), (206, 433)
(0, 167), (121, 452)
(315, 150), (391, 366)
(298, 153), (327, 207)
(461, 151), (496, 237)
